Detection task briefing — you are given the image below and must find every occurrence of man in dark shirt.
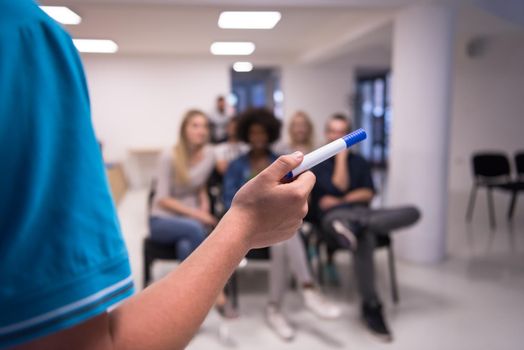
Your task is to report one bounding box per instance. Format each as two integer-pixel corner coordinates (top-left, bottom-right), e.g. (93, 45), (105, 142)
(311, 114), (392, 342)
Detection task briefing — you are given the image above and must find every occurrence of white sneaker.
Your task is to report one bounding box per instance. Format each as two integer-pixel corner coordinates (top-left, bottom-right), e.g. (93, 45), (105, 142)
(303, 288), (342, 319)
(265, 305), (296, 341)
(217, 323), (237, 347)
(332, 220), (358, 251)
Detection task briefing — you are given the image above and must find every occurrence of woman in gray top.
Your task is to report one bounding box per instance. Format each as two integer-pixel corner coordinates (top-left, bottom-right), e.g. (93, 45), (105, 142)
(150, 109), (237, 317)
(150, 109), (217, 257)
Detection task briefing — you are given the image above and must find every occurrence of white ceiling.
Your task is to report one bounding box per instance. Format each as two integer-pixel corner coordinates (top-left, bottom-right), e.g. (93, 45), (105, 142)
(39, 0), (523, 62)
(41, 0), (420, 8)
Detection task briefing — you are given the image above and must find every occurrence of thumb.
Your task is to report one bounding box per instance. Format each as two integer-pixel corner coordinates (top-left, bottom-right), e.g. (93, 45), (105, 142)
(261, 151), (304, 181)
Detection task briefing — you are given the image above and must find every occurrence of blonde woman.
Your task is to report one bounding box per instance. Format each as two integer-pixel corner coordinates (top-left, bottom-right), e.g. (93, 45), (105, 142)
(150, 110), (235, 317)
(150, 109), (217, 256)
(274, 110), (315, 155)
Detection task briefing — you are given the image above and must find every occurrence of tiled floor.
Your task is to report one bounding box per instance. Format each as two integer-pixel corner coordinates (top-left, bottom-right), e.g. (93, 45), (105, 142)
(117, 188), (524, 350)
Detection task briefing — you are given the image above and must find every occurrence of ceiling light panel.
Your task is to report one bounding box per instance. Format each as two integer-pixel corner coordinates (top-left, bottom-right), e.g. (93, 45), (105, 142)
(210, 42), (255, 55)
(233, 61), (253, 72)
(73, 39), (118, 54)
(40, 6), (81, 25)
(218, 11), (281, 29)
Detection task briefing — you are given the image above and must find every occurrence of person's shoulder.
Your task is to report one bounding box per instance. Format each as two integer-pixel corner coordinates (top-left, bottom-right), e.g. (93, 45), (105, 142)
(1, 1), (48, 26)
(268, 151), (279, 161)
(239, 143), (250, 154)
(349, 152), (369, 164)
(272, 141), (291, 155)
(213, 142), (228, 155)
(203, 144), (215, 157)
(229, 153), (249, 169)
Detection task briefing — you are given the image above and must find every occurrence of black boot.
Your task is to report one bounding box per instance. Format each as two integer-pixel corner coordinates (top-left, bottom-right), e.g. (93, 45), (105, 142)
(362, 301), (393, 342)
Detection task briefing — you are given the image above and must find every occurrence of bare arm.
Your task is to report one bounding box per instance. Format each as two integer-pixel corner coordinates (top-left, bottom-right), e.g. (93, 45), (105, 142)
(319, 188), (374, 211)
(198, 186), (211, 214)
(18, 152), (314, 350)
(331, 150), (349, 192)
(215, 159), (229, 175)
(343, 188), (374, 204)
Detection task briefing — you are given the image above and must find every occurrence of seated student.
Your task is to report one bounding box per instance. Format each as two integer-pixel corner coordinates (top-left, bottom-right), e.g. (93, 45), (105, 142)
(223, 108), (340, 342)
(310, 114), (392, 342)
(150, 109), (235, 318)
(214, 117), (249, 176)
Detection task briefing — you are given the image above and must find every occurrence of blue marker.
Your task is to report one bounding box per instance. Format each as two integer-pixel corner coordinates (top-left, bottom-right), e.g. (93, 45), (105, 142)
(284, 128), (367, 180)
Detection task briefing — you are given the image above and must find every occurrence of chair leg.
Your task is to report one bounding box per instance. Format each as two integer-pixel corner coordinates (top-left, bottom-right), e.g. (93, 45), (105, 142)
(508, 191), (518, 221)
(387, 244), (399, 304)
(230, 271), (238, 309)
(466, 185), (477, 222)
(487, 188), (496, 230)
(144, 256), (153, 289)
(317, 242), (325, 285)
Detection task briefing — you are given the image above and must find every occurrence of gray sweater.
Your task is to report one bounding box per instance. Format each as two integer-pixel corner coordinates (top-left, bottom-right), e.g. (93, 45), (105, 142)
(151, 146), (215, 218)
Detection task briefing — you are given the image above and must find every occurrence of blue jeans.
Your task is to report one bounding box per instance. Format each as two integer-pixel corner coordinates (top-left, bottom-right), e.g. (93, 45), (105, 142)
(149, 216), (206, 260)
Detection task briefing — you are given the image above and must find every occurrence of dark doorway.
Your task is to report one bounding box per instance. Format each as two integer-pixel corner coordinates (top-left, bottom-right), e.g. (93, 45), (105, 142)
(230, 67), (283, 118)
(353, 70), (391, 169)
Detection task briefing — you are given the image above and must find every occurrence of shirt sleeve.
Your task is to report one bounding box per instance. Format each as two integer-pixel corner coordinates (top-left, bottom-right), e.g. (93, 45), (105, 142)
(0, 4), (133, 348)
(154, 150), (173, 203)
(213, 144), (226, 161)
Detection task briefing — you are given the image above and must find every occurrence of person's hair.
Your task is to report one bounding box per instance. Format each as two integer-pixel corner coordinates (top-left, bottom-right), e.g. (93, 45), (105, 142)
(172, 109), (208, 185)
(326, 113), (352, 132)
(217, 95), (225, 102)
(288, 110), (314, 150)
(236, 108), (282, 145)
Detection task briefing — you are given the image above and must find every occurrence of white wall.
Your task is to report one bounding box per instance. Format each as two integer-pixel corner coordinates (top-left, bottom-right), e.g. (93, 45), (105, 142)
(83, 55), (230, 162)
(449, 32), (524, 193)
(281, 47), (391, 147)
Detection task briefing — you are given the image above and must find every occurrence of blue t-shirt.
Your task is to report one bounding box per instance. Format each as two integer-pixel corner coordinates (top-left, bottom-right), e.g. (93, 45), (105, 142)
(0, 1), (133, 348)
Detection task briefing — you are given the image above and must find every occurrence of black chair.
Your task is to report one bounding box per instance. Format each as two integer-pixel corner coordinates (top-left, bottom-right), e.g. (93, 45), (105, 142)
(143, 179), (181, 287)
(466, 153), (514, 229)
(228, 247), (271, 308)
(507, 152), (524, 220)
(515, 152), (524, 180)
(143, 237), (180, 287)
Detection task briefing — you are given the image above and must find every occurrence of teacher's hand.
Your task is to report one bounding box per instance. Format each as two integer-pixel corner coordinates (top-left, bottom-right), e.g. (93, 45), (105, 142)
(227, 152), (316, 249)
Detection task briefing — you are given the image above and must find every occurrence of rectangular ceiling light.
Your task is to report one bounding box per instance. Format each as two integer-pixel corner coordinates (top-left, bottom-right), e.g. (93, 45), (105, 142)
(73, 39), (118, 53)
(218, 11), (281, 29)
(40, 6), (81, 25)
(210, 42), (255, 55)
(233, 62), (253, 72)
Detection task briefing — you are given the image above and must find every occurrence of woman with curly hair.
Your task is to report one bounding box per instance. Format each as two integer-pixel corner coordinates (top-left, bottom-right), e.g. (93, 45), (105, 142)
(223, 108), (340, 342)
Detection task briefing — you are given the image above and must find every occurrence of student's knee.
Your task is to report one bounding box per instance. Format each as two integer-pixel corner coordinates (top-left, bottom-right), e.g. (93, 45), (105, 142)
(177, 239), (193, 260)
(190, 221), (207, 242)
